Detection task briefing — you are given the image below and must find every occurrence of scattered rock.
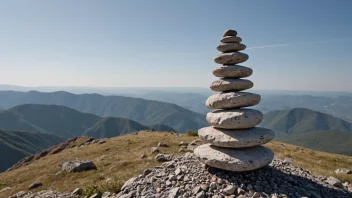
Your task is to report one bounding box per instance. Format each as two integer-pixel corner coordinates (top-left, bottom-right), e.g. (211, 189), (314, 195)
(143, 168), (152, 176)
(89, 193), (101, 198)
(98, 140), (106, 144)
(121, 177), (137, 191)
(140, 153), (146, 159)
(151, 147), (160, 153)
(223, 185), (236, 194)
(155, 154), (173, 162)
(178, 148), (185, 152)
(158, 142), (169, 147)
(179, 141), (188, 146)
(29, 182), (43, 190)
(326, 176), (343, 188)
(283, 157), (293, 164)
(61, 160), (97, 172)
(335, 168), (352, 174)
(8, 190), (74, 198)
(0, 187), (11, 193)
(114, 153), (351, 198)
(71, 188), (82, 195)
(168, 187), (180, 198)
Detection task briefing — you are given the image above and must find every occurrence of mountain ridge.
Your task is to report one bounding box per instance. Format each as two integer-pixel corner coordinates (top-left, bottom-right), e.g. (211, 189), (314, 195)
(0, 91), (207, 132)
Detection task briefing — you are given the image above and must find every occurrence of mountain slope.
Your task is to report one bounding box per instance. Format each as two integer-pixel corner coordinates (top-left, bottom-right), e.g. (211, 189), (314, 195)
(0, 104), (177, 139)
(83, 117), (149, 138)
(148, 124), (176, 132)
(0, 104), (101, 138)
(280, 130), (352, 156)
(260, 108), (352, 137)
(254, 94), (352, 122)
(0, 132), (351, 197)
(0, 91), (207, 132)
(0, 129), (65, 172)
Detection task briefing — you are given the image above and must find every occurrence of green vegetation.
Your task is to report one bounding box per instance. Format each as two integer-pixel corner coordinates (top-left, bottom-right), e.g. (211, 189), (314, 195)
(0, 132), (351, 197)
(0, 91), (208, 132)
(187, 130), (198, 136)
(0, 129), (64, 172)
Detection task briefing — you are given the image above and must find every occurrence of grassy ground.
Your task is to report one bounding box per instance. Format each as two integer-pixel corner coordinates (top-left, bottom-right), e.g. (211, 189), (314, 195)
(0, 131), (351, 197)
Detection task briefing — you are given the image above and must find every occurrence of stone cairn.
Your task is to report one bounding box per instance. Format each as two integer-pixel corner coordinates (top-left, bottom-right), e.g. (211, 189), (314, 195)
(194, 29), (275, 172)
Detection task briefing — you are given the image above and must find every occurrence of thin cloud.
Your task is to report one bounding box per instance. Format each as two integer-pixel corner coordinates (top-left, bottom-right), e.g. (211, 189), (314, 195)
(247, 37), (352, 50)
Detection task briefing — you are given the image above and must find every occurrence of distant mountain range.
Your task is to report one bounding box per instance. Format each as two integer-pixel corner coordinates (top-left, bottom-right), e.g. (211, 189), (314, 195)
(260, 108), (352, 155)
(280, 130), (352, 156)
(0, 104), (178, 172)
(0, 104), (176, 139)
(260, 108), (352, 137)
(0, 91), (207, 132)
(0, 129), (64, 172)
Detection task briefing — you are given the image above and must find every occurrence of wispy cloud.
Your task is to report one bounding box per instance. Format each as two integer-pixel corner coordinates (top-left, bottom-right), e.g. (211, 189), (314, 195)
(247, 37), (352, 50)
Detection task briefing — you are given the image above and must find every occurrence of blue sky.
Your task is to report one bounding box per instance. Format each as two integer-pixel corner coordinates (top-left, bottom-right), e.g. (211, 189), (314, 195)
(0, 0), (351, 91)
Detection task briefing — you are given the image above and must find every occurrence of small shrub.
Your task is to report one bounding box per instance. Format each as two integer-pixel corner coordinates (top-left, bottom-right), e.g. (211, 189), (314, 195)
(99, 178), (123, 193)
(187, 131), (198, 136)
(82, 184), (100, 197)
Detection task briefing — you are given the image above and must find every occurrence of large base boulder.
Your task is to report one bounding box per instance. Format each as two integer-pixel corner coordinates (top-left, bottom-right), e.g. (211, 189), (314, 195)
(194, 144), (274, 172)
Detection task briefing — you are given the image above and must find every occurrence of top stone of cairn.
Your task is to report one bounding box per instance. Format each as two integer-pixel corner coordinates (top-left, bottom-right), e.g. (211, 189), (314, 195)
(223, 29), (237, 37)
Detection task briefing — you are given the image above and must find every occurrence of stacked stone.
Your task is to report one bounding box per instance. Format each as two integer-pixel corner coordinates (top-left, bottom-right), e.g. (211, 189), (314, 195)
(194, 30), (275, 172)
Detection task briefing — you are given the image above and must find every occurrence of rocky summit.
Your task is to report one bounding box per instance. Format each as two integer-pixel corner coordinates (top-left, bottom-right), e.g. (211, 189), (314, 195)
(112, 153), (351, 198)
(6, 153), (352, 198)
(195, 29), (275, 172)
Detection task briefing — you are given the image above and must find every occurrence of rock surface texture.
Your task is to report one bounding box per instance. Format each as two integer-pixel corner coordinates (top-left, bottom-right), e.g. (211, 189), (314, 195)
(6, 154), (352, 197)
(113, 153), (351, 198)
(195, 29), (275, 172)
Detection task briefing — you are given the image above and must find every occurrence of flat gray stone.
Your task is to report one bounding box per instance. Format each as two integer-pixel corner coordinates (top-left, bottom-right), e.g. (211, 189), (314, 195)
(221, 36), (242, 43)
(210, 79), (253, 92)
(217, 43), (246, 53)
(223, 29), (237, 37)
(214, 52), (248, 64)
(206, 109), (263, 129)
(206, 92), (260, 109)
(61, 160), (97, 172)
(212, 65), (252, 78)
(194, 144), (274, 172)
(198, 126), (275, 148)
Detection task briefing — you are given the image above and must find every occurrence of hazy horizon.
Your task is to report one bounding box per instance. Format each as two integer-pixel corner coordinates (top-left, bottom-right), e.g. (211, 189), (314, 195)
(1, 1), (351, 91)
